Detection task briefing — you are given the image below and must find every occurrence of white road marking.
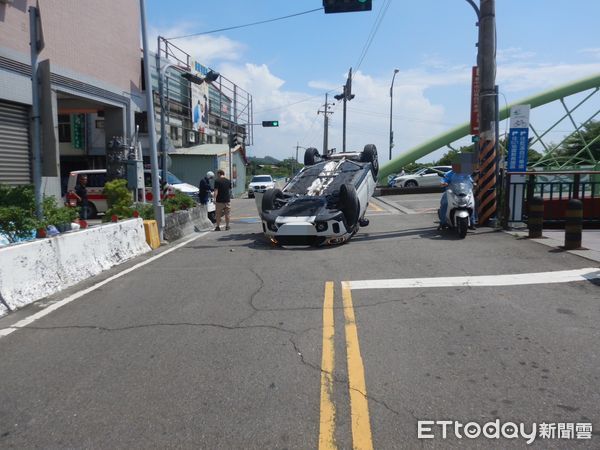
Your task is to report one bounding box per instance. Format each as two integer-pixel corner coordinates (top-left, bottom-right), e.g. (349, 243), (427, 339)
(0, 232), (209, 340)
(348, 268), (600, 290)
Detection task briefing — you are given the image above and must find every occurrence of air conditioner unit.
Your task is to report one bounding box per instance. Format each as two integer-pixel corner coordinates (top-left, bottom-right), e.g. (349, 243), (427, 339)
(188, 131), (196, 143)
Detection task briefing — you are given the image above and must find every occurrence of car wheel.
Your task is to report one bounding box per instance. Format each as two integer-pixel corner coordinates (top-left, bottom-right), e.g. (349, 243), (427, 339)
(248, 192), (254, 198)
(361, 144), (379, 179)
(304, 147), (320, 166)
(261, 188), (284, 212)
(405, 180), (418, 188)
(208, 211), (216, 223)
(339, 184), (359, 231)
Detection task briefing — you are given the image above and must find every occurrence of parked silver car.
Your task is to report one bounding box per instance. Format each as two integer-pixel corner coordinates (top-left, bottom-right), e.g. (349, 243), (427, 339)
(392, 166), (452, 188)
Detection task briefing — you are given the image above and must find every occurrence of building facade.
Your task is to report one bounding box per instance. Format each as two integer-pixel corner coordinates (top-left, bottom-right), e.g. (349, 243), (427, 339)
(0, 0), (143, 196)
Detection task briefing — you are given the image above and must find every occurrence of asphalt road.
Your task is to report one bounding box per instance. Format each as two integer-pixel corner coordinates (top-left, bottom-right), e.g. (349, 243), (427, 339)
(1, 194), (599, 449)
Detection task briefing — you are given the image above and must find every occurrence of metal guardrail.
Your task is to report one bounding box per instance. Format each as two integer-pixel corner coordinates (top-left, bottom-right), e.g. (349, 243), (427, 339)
(504, 171), (600, 224)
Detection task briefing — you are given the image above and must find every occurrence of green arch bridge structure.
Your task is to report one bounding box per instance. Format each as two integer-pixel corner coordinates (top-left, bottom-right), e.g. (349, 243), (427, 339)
(378, 73), (600, 184)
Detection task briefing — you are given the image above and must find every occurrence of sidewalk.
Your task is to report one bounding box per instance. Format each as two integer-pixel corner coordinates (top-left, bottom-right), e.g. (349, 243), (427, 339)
(507, 228), (600, 264)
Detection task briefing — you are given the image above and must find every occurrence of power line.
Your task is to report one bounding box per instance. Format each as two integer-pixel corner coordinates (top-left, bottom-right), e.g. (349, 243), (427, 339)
(354, 0), (392, 71)
(167, 7), (323, 40)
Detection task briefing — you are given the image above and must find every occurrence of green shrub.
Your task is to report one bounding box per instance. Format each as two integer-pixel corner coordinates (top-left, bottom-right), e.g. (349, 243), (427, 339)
(133, 202), (155, 220)
(0, 206), (38, 242)
(163, 190), (195, 214)
(0, 184), (35, 210)
(103, 179), (132, 209)
(43, 196), (78, 227)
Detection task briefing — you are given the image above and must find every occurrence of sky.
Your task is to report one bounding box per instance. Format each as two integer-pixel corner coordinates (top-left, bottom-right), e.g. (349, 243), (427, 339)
(145, 0), (600, 166)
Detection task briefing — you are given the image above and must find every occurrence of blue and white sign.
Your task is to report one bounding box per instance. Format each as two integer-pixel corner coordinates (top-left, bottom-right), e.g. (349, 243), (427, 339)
(507, 105), (531, 172)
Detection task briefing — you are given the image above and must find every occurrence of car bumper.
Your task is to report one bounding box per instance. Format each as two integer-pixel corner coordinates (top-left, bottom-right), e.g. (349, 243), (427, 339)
(261, 213), (352, 246)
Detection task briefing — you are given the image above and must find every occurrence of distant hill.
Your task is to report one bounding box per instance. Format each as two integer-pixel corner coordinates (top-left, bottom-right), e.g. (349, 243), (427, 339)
(248, 156), (282, 166)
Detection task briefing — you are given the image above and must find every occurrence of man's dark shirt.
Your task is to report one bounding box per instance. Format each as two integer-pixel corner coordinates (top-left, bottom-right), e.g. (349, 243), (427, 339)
(198, 177), (212, 205)
(75, 182), (88, 204)
(214, 177), (232, 203)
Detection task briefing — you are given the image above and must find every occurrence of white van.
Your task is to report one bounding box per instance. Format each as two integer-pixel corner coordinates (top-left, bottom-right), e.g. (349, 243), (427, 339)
(66, 169), (201, 218)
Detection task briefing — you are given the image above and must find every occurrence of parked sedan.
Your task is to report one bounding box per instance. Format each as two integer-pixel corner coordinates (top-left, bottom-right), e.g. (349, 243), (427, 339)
(247, 175), (275, 198)
(393, 166), (452, 188)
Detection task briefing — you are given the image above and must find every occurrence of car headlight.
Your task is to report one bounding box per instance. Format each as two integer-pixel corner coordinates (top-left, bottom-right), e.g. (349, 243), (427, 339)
(315, 221), (328, 232)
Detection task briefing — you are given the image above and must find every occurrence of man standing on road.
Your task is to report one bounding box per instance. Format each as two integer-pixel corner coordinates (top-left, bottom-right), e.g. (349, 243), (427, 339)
(198, 171), (214, 205)
(71, 174), (89, 220)
(213, 169), (232, 231)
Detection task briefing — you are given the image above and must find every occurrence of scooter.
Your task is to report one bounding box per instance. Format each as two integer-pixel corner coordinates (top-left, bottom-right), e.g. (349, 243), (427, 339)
(207, 196), (216, 223)
(438, 174), (475, 239)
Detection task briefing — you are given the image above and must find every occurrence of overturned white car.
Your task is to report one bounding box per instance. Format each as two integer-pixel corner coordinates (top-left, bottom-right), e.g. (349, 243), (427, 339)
(258, 145), (378, 246)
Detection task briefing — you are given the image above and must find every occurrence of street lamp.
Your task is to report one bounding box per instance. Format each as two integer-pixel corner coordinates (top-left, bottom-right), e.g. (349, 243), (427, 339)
(389, 68), (399, 161)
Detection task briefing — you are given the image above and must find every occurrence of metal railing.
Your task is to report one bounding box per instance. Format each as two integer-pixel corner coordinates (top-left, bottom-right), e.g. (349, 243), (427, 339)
(504, 170), (600, 224)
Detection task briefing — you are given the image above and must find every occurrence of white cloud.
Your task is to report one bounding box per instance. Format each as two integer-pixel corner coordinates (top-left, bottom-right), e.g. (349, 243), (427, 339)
(498, 62), (600, 93)
(497, 47), (537, 64)
(578, 48), (600, 59)
(150, 25), (245, 65)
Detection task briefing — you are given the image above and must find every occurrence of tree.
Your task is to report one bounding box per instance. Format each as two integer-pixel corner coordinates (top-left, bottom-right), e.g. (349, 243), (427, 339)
(558, 120), (600, 163)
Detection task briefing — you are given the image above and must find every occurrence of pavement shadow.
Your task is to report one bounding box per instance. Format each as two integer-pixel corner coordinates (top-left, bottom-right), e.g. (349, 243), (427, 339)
(351, 227), (442, 242)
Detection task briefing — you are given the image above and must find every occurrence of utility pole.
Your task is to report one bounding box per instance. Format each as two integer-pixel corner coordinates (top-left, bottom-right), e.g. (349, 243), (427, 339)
(28, 6), (43, 219)
(476, 0), (497, 225)
(140, 0), (164, 239)
(318, 93), (334, 155)
(334, 68), (355, 153)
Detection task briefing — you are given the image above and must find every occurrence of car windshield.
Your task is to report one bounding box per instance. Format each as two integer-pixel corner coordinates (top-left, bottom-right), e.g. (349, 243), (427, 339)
(252, 176), (272, 182)
(166, 172), (183, 184)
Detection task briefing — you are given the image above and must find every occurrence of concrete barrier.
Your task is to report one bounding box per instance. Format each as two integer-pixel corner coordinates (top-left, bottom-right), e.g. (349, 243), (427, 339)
(0, 219), (151, 316)
(163, 205), (213, 242)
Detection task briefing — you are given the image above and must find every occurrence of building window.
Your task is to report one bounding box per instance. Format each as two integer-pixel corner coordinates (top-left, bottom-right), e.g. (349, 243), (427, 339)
(170, 125), (179, 141)
(58, 114), (71, 143)
(135, 112), (148, 133)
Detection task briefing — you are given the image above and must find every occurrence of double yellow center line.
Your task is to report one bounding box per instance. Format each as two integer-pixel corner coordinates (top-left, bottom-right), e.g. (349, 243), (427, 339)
(319, 282), (373, 450)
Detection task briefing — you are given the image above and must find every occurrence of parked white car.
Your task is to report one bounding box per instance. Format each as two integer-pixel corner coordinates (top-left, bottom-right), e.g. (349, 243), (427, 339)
(247, 175), (275, 198)
(392, 166), (452, 188)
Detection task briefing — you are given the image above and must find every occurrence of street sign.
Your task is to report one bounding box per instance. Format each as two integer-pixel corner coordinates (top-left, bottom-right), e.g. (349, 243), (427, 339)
(71, 113), (85, 149)
(507, 105), (531, 172)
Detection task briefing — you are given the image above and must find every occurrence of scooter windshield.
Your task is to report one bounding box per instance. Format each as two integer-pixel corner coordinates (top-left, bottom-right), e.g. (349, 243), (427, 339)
(449, 174), (473, 195)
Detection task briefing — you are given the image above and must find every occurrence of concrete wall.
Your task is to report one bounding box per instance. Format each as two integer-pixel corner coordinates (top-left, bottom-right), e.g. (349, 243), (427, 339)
(163, 205), (213, 242)
(0, 219), (151, 316)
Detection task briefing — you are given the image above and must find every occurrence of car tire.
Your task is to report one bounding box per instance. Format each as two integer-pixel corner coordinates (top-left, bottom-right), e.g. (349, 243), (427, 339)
(208, 211), (216, 223)
(262, 188), (284, 211)
(248, 192), (254, 199)
(304, 147), (320, 166)
(361, 144), (379, 179)
(405, 180), (418, 188)
(339, 184), (359, 231)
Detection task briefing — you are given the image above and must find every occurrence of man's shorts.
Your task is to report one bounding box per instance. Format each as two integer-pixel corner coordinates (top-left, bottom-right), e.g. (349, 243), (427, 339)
(216, 202), (230, 217)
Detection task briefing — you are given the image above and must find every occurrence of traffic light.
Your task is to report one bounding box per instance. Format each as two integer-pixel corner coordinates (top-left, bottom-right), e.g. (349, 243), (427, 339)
(228, 133), (244, 147)
(323, 0), (371, 14)
(262, 120), (279, 127)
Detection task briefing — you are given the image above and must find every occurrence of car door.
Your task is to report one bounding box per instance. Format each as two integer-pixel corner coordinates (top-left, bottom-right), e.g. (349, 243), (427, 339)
(420, 168), (442, 187)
